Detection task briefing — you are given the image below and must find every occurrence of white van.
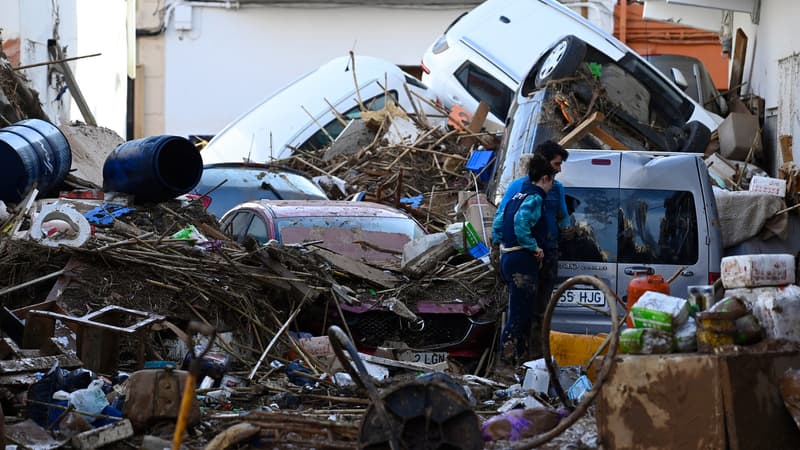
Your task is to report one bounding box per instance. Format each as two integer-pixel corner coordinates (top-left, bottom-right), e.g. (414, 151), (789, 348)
(549, 150), (722, 334)
(201, 54), (441, 165)
(420, 0), (722, 132)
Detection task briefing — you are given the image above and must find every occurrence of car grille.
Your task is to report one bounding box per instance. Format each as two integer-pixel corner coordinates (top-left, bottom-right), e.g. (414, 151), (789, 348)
(346, 311), (474, 349)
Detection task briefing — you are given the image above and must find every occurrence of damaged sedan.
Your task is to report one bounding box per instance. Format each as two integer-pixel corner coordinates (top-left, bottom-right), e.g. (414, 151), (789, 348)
(219, 200), (497, 363)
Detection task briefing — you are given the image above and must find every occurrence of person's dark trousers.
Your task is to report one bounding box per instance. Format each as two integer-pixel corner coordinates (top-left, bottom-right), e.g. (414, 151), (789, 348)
(498, 249), (540, 364)
(530, 248), (558, 358)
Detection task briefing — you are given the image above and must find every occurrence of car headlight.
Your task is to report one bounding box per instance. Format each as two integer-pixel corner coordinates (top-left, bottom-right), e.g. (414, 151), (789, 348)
(431, 35), (449, 55)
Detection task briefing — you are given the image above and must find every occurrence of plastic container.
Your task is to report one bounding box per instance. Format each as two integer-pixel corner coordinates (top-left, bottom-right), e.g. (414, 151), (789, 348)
(103, 135), (202, 202)
(721, 254), (796, 289)
(626, 271), (670, 327)
(696, 311), (737, 353)
(0, 119), (72, 202)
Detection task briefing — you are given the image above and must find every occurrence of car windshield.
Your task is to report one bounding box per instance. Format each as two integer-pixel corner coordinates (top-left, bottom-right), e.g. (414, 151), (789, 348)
(275, 216), (426, 264)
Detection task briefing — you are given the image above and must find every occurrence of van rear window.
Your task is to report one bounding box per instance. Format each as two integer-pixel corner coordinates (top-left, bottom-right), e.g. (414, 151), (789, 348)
(560, 188), (698, 265)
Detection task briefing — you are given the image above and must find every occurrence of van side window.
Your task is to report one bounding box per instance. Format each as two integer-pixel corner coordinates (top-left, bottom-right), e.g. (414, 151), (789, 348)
(454, 62), (513, 121)
(559, 188), (619, 263)
(298, 91), (400, 151)
(618, 189), (698, 265)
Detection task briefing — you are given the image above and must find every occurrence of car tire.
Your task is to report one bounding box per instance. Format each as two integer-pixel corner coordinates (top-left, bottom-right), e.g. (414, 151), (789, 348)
(535, 35), (587, 89)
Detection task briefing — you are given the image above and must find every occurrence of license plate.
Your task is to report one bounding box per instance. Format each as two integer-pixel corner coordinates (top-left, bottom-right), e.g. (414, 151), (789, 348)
(556, 289), (606, 307)
(397, 350), (448, 366)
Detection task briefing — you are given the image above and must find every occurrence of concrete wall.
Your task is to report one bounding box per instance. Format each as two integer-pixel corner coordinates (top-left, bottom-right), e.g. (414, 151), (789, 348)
(158, 4), (472, 137)
(136, 0), (167, 137)
(74, 0), (128, 136)
(1, 0), (128, 137)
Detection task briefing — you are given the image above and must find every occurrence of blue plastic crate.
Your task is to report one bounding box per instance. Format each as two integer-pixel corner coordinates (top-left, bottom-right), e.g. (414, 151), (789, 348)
(465, 150), (495, 182)
(467, 242), (490, 259)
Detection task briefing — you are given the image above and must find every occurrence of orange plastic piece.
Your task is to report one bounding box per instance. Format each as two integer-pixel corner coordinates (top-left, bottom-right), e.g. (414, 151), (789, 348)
(447, 104), (473, 131)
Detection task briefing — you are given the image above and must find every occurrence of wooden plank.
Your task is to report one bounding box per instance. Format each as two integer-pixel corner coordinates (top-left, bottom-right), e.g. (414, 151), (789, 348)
(0, 354), (82, 374)
(558, 111), (606, 147)
(467, 101), (490, 134)
(730, 29), (748, 98)
(780, 135), (793, 163)
(590, 126), (629, 150)
(134, 64), (145, 139)
(719, 351), (800, 450)
(311, 247), (400, 289)
(248, 243), (318, 300)
(72, 419), (134, 449)
(596, 354), (725, 449)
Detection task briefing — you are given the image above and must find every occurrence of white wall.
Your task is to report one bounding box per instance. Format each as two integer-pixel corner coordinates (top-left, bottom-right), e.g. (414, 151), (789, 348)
(4, 0), (128, 137)
(732, 0), (800, 168)
(18, 0), (78, 126)
(732, 1), (800, 109)
(162, 4), (471, 137)
(74, 0), (129, 136)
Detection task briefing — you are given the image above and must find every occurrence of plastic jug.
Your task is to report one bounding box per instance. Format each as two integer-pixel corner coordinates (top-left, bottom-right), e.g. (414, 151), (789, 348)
(626, 270), (670, 327)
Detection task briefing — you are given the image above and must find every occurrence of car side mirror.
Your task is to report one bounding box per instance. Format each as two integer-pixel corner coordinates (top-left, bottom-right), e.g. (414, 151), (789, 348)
(670, 67), (689, 90)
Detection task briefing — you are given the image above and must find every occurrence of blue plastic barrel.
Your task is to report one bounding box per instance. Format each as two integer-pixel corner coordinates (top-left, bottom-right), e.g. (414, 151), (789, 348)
(103, 135), (203, 202)
(0, 119), (72, 203)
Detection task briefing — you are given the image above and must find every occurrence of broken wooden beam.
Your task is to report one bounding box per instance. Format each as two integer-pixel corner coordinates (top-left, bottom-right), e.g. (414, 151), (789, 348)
(311, 247), (401, 289)
(559, 111), (627, 150)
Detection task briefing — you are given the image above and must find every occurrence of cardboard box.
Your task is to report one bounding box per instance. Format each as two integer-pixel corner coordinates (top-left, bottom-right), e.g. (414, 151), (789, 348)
(718, 112), (760, 161)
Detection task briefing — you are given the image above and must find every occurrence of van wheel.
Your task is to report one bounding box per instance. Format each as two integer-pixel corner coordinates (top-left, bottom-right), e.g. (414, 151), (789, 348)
(535, 35), (587, 88)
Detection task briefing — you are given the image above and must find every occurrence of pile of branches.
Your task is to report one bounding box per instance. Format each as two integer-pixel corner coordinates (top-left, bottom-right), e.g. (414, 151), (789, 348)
(0, 200), (340, 367)
(278, 100), (499, 233)
(0, 58), (49, 125)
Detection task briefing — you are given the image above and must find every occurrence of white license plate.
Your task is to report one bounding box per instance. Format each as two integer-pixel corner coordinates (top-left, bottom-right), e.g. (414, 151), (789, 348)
(397, 350), (448, 365)
(556, 289), (606, 307)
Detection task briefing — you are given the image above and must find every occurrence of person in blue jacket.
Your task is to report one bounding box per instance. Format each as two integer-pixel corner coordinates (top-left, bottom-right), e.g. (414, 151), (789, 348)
(492, 154), (556, 365)
(492, 141), (573, 360)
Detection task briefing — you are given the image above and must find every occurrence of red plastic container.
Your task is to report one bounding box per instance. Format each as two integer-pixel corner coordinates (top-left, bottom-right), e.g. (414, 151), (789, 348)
(626, 271), (671, 327)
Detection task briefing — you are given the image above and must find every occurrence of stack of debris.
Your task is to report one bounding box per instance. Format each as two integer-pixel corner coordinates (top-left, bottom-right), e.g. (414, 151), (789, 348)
(278, 97), (499, 234)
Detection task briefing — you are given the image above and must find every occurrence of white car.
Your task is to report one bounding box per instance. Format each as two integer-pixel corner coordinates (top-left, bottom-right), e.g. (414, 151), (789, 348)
(201, 54), (441, 165)
(421, 0), (722, 133)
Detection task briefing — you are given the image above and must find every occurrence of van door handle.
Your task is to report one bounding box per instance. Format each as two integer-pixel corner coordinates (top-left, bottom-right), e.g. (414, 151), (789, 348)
(682, 270), (694, 277)
(624, 266), (654, 276)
